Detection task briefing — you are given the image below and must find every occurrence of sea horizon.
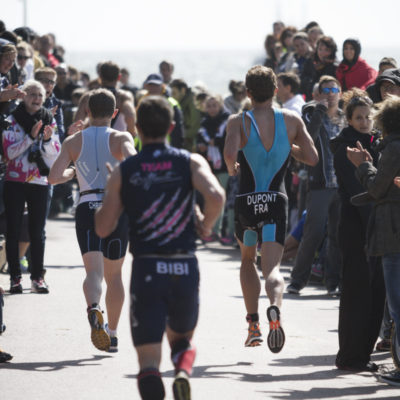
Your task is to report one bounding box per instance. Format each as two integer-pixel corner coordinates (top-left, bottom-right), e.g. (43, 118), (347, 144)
(65, 46), (400, 95)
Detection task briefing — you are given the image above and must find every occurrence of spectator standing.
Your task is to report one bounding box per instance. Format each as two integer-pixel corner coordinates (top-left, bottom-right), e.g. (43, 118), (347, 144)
(3, 80), (60, 294)
(53, 63), (80, 108)
(330, 89), (385, 372)
(276, 72), (305, 117)
(142, 73), (184, 148)
(197, 95), (231, 240)
(301, 36), (338, 101)
(287, 75), (345, 295)
(347, 96), (400, 386)
(366, 57), (397, 103)
(170, 78), (202, 152)
(224, 80), (247, 114)
(336, 38), (377, 92)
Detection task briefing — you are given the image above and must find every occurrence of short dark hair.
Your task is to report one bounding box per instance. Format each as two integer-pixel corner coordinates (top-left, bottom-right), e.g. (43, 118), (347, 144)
(170, 79), (188, 91)
(374, 95), (400, 137)
(99, 61), (120, 83)
(137, 96), (173, 138)
(245, 65), (276, 102)
(277, 72), (300, 94)
(318, 75), (341, 93)
(88, 88), (115, 119)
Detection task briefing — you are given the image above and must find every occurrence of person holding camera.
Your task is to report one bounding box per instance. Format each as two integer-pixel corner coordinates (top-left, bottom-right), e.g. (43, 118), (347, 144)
(2, 79), (60, 294)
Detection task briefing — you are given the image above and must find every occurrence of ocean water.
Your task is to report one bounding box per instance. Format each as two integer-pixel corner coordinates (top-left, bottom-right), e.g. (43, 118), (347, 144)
(66, 47), (400, 96)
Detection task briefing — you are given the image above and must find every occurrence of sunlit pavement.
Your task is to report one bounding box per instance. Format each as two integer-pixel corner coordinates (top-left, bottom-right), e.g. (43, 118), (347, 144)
(0, 216), (397, 400)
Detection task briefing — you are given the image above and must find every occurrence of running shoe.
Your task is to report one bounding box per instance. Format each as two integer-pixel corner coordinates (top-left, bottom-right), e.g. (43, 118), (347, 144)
(105, 324), (118, 353)
(31, 278), (49, 294)
(266, 305), (285, 353)
(245, 321), (263, 347)
(201, 233), (219, 244)
(87, 304), (110, 351)
(0, 348), (12, 363)
(379, 369), (400, 386)
(108, 336), (118, 353)
(172, 370), (191, 400)
(9, 277), (23, 294)
(219, 236), (235, 246)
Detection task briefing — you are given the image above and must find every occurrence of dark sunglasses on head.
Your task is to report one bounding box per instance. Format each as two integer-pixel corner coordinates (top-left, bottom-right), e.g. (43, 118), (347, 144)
(321, 87), (340, 94)
(17, 55), (30, 60)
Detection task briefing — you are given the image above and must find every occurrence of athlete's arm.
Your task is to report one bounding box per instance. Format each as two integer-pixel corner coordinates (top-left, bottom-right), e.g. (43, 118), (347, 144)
(48, 137), (76, 184)
(121, 100), (137, 137)
(290, 114), (319, 166)
(224, 114), (241, 176)
(95, 166), (123, 238)
(190, 153), (225, 237)
(120, 131), (137, 159)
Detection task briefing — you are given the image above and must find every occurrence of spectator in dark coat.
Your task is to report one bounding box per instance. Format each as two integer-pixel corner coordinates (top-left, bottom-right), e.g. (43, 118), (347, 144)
(336, 38), (377, 92)
(330, 89), (385, 372)
(347, 96), (400, 386)
(300, 36), (338, 101)
(366, 57), (397, 103)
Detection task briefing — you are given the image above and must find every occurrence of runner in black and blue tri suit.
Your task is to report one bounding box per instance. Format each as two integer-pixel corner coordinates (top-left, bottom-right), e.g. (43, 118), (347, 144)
(95, 96), (225, 400)
(225, 65), (318, 354)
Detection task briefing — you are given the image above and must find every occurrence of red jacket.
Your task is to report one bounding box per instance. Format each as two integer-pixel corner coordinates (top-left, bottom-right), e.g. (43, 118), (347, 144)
(336, 57), (377, 91)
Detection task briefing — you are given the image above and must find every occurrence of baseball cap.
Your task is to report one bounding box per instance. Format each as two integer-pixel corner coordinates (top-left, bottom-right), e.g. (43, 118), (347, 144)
(143, 73), (163, 86)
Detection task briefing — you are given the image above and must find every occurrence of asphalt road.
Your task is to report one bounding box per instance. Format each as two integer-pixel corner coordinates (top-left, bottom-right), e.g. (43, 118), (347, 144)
(0, 215), (398, 399)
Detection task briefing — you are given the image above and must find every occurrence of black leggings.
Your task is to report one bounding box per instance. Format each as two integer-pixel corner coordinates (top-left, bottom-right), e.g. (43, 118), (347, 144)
(4, 181), (49, 280)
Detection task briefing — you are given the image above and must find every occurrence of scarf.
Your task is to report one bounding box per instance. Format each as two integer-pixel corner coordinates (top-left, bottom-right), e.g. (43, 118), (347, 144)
(12, 102), (53, 138)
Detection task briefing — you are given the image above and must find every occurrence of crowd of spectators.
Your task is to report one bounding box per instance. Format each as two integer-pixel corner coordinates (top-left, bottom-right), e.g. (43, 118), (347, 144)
(1, 17), (400, 387)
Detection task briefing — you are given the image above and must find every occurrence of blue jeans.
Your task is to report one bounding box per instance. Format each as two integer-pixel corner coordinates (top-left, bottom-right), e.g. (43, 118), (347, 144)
(382, 252), (400, 347)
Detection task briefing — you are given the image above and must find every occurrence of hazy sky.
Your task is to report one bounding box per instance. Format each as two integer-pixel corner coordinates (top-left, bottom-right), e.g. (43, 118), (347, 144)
(3, 0), (399, 52)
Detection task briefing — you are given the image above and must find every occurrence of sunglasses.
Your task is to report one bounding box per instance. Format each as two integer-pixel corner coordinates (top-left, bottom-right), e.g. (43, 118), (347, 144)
(321, 87), (340, 94)
(17, 55), (30, 61)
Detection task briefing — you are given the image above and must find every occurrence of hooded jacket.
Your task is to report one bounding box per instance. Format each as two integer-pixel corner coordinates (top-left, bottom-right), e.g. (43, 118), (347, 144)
(336, 39), (377, 91)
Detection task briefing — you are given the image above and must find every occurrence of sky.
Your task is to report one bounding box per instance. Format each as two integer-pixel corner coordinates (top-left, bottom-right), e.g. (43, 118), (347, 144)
(2, 0), (399, 52)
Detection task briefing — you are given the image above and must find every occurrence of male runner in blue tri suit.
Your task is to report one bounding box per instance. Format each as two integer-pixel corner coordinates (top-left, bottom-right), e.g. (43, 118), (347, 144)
(95, 96), (225, 400)
(224, 65), (318, 353)
(49, 88), (136, 352)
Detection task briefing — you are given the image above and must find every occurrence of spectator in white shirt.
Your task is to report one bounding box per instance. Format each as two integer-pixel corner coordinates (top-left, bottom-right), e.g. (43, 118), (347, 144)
(276, 72), (305, 116)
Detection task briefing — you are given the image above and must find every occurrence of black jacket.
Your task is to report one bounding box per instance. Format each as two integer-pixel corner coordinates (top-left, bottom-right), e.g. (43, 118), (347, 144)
(330, 126), (380, 231)
(300, 58), (338, 101)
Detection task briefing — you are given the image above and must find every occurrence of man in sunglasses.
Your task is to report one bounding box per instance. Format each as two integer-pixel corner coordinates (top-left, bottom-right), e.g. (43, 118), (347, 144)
(287, 75), (345, 296)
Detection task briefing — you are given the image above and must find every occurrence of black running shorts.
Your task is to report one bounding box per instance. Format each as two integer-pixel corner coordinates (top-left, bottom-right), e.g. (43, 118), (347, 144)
(75, 201), (129, 260)
(130, 255), (199, 346)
